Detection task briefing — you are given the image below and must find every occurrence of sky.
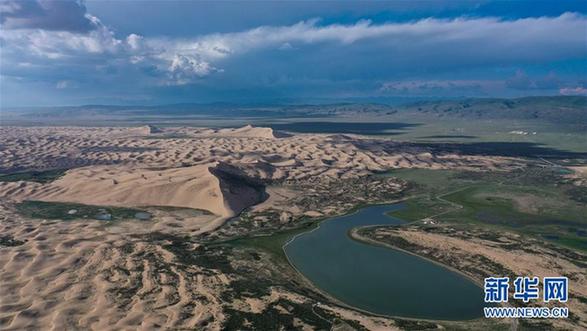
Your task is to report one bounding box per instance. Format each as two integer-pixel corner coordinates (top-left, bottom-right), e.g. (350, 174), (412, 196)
(1, 0), (586, 107)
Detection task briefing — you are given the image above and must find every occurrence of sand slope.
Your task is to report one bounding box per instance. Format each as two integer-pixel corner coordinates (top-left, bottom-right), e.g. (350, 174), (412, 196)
(212, 125), (288, 139)
(0, 162), (266, 217)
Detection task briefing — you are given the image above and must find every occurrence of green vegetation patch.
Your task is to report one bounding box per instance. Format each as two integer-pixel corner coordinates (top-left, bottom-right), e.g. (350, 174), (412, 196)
(566, 186), (587, 204)
(0, 169), (68, 184)
(228, 220), (319, 263)
(223, 299), (331, 330)
(0, 235), (26, 247)
(384, 168), (587, 252)
(16, 200), (147, 221)
(388, 196), (454, 222)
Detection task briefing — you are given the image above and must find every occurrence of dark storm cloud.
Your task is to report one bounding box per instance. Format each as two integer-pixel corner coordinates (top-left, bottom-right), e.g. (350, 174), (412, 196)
(0, 0), (97, 32)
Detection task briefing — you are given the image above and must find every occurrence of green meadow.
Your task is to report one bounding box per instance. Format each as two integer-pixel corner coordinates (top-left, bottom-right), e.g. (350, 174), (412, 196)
(385, 167), (587, 252)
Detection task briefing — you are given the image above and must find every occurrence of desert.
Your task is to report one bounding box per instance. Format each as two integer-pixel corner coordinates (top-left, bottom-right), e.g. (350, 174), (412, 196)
(0, 125), (526, 330)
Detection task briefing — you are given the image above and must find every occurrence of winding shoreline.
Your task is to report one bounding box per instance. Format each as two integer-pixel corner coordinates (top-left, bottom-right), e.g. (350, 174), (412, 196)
(280, 200), (487, 323)
(348, 226), (485, 289)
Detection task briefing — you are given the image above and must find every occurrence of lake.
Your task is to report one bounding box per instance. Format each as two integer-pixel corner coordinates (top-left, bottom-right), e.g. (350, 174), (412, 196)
(283, 203), (485, 320)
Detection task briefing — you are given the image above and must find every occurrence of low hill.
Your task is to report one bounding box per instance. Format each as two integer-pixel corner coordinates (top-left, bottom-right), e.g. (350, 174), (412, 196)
(397, 96), (587, 124)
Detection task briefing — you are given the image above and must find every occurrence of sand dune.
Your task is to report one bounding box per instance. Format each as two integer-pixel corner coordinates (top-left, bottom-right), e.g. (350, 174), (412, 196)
(0, 162), (266, 218)
(0, 126), (521, 179)
(215, 125), (279, 139)
(0, 204), (227, 330)
(184, 125), (286, 139)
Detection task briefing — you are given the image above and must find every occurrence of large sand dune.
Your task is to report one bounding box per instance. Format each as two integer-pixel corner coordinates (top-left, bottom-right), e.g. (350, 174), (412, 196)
(0, 162), (266, 218)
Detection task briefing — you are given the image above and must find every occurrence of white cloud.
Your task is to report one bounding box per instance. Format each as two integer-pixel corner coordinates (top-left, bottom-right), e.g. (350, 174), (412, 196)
(1, 10), (586, 86)
(142, 13), (587, 82)
(278, 42), (294, 50)
(158, 13), (586, 60)
(560, 87), (587, 96)
(0, 1), (20, 14)
(167, 54), (219, 85)
(381, 80), (491, 91)
(1, 20), (123, 58)
(129, 55), (145, 64)
(56, 80), (73, 89)
(126, 33), (143, 51)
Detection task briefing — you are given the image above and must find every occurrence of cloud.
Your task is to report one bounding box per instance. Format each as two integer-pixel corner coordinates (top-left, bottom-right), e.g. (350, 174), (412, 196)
(141, 13), (587, 83)
(278, 42), (295, 50)
(381, 80), (486, 91)
(560, 87), (587, 96)
(1, 5), (586, 102)
(170, 13), (586, 59)
(126, 34), (143, 51)
(55, 80), (74, 89)
(167, 54), (220, 85)
(0, 0), (98, 32)
(1, 23), (123, 59)
(506, 70), (562, 90)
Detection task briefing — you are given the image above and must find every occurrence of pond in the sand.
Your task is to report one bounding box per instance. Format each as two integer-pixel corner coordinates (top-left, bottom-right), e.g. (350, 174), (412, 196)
(284, 204), (485, 320)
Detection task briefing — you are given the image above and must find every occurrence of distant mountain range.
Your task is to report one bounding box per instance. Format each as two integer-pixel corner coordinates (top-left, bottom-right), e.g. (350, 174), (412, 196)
(3, 96), (586, 125)
(395, 96), (587, 124)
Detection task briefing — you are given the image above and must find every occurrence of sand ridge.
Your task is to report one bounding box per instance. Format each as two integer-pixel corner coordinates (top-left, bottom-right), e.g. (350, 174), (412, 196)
(0, 126), (521, 179)
(0, 204), (227, 330)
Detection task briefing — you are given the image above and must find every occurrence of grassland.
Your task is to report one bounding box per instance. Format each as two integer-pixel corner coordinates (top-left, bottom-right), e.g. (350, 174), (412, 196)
(0, 169), (67, 183)
(226, 219), (321, 264)
(16, 200), (147, 221)
(384, 116), (587, 156)
(383, 167), (587, 252)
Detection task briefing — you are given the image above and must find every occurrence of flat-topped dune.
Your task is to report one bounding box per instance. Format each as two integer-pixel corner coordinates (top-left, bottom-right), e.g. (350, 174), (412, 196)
(0, 162), (266, 217)
(217, 124), (276, 138)
(203, 124), (289, 139)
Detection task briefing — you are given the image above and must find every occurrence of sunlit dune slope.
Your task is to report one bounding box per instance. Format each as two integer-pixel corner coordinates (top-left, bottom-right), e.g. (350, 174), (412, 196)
(0, 162), (266, 217)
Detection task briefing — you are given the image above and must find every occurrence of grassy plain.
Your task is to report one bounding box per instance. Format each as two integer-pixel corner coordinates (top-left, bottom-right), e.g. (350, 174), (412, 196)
(16, 200), (146, 221)
(384, 167), (587, 252)
(388, 117), (587, 154)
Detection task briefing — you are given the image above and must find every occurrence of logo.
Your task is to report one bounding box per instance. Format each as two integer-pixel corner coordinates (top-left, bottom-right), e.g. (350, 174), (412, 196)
(483, 276), (569, 319)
